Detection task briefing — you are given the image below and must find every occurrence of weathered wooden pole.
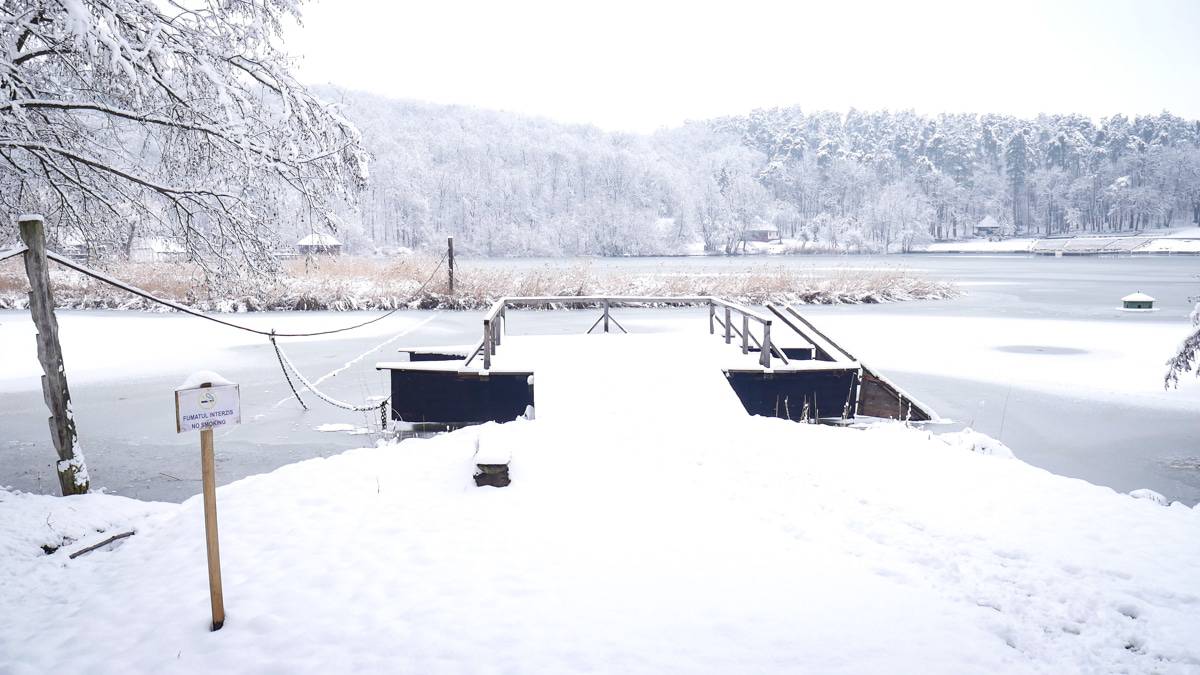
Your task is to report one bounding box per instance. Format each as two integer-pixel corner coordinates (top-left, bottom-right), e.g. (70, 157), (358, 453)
(18, 215), (89, 495)
(447, 235), (455, 295)
(200, 420), (225, 631)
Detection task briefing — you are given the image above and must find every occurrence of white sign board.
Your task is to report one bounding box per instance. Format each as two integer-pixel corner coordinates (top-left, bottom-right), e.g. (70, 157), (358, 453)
(176, 384), (241, 433)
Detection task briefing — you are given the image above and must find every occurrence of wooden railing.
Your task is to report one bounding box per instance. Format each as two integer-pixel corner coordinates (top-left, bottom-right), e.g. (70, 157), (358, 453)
(465, 296), (779, 369)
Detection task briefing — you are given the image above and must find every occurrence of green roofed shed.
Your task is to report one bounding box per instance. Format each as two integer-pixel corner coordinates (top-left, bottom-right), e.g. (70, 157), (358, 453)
(1122, 292), (1155, 310)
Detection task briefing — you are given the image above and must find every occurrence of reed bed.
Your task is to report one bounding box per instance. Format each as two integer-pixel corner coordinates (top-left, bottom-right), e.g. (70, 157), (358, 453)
(0, 255), (958, 311)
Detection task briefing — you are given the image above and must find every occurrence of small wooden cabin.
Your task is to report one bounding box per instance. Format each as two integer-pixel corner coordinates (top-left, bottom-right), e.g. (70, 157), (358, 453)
(297, 233), (342, 256)
(130, 237), (188, 263)
(742, 224), (780, 243)
(973, 215), (1003, 239)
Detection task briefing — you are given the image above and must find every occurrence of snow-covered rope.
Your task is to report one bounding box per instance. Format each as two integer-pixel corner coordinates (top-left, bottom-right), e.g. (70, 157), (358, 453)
(36, 249), (449, 420)
(270, 332), (309, 411)
(44, 250), (448, 337)
(0, 244), (28, 262)
(271, 335), (388, 415)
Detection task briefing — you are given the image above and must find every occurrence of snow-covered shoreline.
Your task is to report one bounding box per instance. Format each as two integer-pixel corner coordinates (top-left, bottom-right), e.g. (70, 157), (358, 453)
(0, 257), (958, 312)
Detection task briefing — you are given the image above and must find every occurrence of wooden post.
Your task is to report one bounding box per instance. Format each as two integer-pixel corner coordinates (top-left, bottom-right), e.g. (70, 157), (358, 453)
(18, 215), (89, 496)
(742, 314), (749, 355)
(447, 236), (455, 295)
(708, 301), (715, 334)
(483, 319), (493, 370)
(603, 299), (610, 333)
(724, 307), (732, 344)
(760, 321), (773, 368)
(198, 392), (225, 631)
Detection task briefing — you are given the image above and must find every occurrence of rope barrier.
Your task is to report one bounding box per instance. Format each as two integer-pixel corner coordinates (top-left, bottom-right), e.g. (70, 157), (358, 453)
(272, 337), (389, 413)
(270, 331), (309, 411)
(0, 244), (27, 262)
(45, 250), (448, 337)
(38, 249), (450, 418)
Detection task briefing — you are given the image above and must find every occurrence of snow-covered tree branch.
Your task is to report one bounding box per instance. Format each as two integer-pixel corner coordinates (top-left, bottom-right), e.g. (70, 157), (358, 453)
(1165, 298), (1200, 388)
(0, 0), (367, 277)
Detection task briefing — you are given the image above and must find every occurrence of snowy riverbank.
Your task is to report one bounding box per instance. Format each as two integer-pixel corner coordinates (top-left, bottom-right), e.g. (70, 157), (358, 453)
(922, 227), (1200, 255)
(3, 419), (1198, 674)
(0, 255), (957, 311)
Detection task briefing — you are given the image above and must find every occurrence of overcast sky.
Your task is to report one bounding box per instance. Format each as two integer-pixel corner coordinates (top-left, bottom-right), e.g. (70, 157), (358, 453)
(287, 0), (1200, 132)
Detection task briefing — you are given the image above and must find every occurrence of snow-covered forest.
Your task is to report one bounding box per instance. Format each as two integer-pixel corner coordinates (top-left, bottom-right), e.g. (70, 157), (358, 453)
(340, 90), (1200, 256)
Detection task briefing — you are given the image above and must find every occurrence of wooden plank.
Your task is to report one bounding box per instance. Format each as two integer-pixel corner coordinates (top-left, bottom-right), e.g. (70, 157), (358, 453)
(18, 215), (89, 496)
(770, 304), (938, 421)
(857, 370), (934, 422)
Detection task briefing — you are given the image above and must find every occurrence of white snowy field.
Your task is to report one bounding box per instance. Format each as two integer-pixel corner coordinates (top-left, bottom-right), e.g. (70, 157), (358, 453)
(3, 417), (1199, 673)
(3, 331), (1200, 673)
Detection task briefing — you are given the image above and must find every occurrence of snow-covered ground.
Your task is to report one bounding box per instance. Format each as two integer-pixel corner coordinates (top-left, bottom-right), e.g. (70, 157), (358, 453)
(925, 238), (1037, 253)
(3, 334), (1199, 673)
(3, 255), (1200, 672)
(923, 228), (1200, 254)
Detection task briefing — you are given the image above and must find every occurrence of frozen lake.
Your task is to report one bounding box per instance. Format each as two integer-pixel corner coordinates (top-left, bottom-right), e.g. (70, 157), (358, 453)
(1, 254), (1198, 504)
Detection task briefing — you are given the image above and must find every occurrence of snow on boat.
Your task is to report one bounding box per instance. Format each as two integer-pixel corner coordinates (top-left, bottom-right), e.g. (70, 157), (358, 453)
(377, 296), (935, 429)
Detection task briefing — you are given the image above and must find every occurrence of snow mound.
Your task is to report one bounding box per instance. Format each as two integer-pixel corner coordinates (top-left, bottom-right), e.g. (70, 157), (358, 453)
(938, 428), (1016, 458)
(177, 370), (235, 389)
(1128, 489), (1169, 506)
(2, 419), (1198, 674)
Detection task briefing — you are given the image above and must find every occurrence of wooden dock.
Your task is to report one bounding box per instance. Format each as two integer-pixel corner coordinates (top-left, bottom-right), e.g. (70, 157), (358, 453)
(377, 296), (936, 429)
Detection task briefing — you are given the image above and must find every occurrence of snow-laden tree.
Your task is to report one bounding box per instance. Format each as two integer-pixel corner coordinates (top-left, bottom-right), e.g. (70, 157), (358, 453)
(1165, 294), (1200, 388)
(0, 0), (367, 276)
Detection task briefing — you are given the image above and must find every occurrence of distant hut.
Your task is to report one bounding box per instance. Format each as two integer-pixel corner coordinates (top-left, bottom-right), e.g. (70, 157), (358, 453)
(741, 223), (781, 243)
(297, 233), (342, 256)
(973, 215), (1003, 239)
(1121, 292), (1155, 310)
(55, 231), (90, 262)
(130, 237), (188, 263)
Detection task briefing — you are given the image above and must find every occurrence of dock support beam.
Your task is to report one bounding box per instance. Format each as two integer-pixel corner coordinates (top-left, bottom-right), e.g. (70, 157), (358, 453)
(19, 215), (89, 495)
(725, 307), (731, 344)
(742, 314), (749, 355)
(603, 299), (611, 333)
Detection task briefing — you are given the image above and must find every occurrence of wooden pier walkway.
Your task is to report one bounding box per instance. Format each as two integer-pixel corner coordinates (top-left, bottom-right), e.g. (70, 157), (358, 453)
(491, 332), (750, 424)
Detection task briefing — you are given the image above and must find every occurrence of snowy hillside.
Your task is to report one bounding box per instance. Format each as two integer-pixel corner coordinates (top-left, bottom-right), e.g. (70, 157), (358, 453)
(3, 417), (1198, 674)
